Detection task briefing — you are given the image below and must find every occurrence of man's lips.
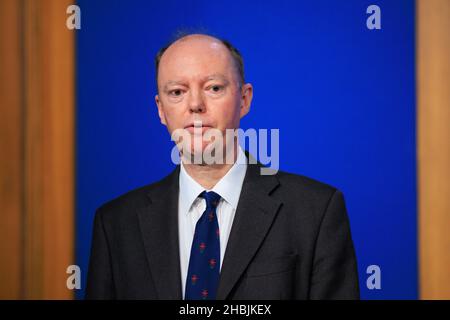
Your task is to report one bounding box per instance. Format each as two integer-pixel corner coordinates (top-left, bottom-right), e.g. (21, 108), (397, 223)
(185, 125), (214, 134)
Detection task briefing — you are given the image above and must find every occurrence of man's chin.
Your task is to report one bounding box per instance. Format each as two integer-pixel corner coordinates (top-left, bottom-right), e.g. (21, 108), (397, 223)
(180, 146), (211, 164)
(179, 143), (229, 166)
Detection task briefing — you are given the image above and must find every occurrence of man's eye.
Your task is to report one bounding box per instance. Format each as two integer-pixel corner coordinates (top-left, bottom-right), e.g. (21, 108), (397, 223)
(209, 85), (224, 93)
(169, 89), (183, 96)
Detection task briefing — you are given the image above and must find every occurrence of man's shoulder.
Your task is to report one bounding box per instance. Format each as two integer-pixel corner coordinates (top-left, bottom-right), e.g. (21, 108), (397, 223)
(94, 165), (343, 220)
(95, 166), (178, 218)
(272, 168), (341, 203)
(268, 169), (347, 226)
(276, 169), (336, 190)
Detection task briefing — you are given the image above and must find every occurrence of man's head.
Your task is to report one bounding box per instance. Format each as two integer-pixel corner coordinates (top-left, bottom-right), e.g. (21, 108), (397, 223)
(154, 33), (253, 161)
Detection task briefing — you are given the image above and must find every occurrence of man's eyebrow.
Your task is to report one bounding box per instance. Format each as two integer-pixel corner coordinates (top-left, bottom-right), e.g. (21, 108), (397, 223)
(163, 81), (187, 91)
(202, 74), (229, 83)
(162, 74), (230, 91)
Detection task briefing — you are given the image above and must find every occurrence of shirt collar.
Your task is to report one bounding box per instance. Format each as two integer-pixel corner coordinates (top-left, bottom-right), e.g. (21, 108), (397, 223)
(179, 146), (247, 215)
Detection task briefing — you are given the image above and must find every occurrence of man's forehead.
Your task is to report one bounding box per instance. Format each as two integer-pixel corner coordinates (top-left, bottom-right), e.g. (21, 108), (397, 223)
(159, 35), (233, 70)
(165, 34), (226, 54)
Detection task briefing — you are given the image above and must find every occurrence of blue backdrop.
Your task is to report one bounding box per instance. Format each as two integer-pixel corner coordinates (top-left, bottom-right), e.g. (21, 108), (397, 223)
(76, 0), (417, 299)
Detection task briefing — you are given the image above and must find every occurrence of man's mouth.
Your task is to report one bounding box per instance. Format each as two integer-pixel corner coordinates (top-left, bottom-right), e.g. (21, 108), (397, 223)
(185, 126), (213, 134)
(184, 121), (214, 134)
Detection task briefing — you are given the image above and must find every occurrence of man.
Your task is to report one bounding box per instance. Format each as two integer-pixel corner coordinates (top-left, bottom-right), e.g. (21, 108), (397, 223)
(86, 33), (359, 300)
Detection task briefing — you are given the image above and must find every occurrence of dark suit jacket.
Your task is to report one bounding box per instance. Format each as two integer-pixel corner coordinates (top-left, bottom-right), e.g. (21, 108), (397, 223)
(86, 158), (360, 300)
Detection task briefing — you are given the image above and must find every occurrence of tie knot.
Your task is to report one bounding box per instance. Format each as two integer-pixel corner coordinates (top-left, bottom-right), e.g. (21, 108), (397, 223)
(200, 191), (221, 209)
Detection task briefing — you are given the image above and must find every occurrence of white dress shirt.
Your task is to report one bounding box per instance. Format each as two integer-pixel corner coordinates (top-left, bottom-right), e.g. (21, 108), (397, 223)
(178, 146), (247, 299)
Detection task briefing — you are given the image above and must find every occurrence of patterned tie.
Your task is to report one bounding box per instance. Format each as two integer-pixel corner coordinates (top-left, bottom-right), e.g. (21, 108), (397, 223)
(185, 191), (221, 300)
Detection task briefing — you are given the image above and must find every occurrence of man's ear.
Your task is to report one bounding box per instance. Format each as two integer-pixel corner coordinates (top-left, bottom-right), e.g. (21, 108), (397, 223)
(239, 83), (253, 119)
(155, 94), (167, 126)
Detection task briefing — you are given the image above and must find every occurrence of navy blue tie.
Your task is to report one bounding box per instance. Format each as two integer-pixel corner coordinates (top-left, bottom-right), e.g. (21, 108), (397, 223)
(185, 191), (221, 300)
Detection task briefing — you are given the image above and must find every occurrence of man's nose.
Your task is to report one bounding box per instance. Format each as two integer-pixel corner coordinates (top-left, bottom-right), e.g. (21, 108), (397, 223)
(188, 88), (205, 113)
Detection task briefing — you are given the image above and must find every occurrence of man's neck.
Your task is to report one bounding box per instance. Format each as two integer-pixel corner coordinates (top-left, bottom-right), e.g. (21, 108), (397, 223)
(182, 145), (239, 190)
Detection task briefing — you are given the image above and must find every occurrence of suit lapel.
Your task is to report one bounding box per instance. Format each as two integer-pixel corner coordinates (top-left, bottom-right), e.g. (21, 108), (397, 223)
(136, 166), (182, 299)
(135, 159), (281, 300)
(216, 162), (282, 300)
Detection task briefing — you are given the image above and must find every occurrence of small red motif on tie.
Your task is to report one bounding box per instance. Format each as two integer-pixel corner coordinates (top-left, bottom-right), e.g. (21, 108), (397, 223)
(209, 258), (217, 269)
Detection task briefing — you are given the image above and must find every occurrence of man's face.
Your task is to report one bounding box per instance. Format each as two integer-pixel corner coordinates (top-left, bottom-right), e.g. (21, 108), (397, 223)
(155, 35), (253, 159)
